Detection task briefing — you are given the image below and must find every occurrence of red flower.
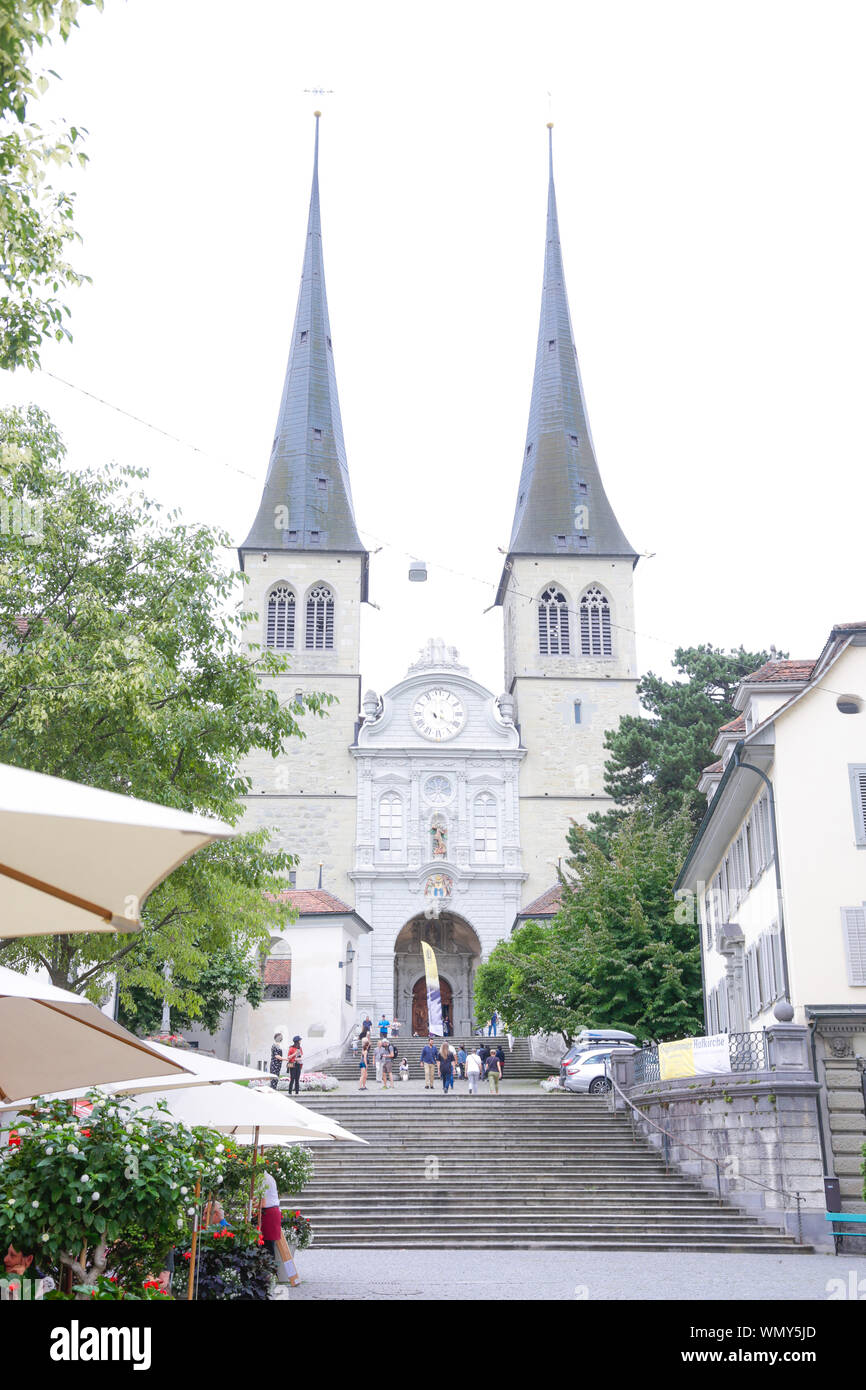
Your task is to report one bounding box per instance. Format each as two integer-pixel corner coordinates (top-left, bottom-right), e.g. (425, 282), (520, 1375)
(8, 1132), (20, 1148)
(80, 1129), (91, 1137)
(183, 1252), (191, 1261)
(295, 1211), (300, 1218)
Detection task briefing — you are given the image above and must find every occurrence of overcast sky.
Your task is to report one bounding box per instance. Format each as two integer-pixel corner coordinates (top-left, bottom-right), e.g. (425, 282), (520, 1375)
(2, 0), (864, 698)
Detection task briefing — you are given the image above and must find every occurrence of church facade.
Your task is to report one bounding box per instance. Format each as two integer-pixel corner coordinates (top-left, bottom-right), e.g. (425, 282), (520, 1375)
(222, 117), (640, 1064)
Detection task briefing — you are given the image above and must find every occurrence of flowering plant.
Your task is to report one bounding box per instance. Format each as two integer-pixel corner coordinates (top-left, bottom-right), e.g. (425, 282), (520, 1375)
(172, 1222), (274, 1301)
(285, 1210), (313, 1251)
(278, 1071), (338, 1092)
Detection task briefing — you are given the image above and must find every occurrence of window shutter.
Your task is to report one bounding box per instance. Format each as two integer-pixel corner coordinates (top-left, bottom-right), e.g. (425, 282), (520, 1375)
(719, 980), (729, 1032)
(849, 767), (866, 846)
(771, 926), (784, 1000)
(841, 907), (866, 986)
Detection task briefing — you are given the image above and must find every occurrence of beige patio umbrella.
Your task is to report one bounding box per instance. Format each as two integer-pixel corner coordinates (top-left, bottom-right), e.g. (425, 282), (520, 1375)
(0, 761), (235, 936)
(0, 1040), (271, 1112)
(0, 965), (194, 1104)
(125, 1082), (365, 1143)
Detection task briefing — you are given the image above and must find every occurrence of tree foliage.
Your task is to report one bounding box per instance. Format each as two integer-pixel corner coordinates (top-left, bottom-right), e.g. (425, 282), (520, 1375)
(474, 809), (702, 1045)
(1, 1), (104, 369)
(587, 643), (781, 844)
(0, 405), (331, 1012)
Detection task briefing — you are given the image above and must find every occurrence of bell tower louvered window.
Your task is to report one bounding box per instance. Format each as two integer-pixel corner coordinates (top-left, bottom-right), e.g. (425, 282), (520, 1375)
(266, 584), (295, 649)
(305, 584), (334, 650)
(538, 587), (570, 655)
(579, 586), (612, 656)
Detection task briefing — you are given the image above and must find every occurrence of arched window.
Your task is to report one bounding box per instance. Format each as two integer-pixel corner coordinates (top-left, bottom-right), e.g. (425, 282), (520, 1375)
(305, 584), (334, 650)
(579, 586), (612, 656)
(263, 938), (292, 1000)
(378, 793), (404, 861)
(538, 587), (570, 655)
(266, 584), (295, 649)
(473, 793), (498, 862)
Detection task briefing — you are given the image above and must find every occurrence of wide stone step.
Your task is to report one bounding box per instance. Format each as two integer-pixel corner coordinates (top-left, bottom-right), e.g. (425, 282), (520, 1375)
(305, 1237), (808, 1252)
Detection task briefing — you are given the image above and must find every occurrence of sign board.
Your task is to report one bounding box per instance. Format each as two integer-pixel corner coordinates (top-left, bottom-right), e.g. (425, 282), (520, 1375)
(658, 1033), (731, 1080)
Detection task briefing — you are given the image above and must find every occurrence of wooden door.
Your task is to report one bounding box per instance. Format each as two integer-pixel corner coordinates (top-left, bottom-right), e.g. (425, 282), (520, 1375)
(411, 976), (453, 1035)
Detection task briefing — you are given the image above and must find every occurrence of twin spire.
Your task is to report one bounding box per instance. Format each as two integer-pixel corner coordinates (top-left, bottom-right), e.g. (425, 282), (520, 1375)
(240, 113), (367, 574)
(241, 118), (633, 586)
(504, 124), (636, 566)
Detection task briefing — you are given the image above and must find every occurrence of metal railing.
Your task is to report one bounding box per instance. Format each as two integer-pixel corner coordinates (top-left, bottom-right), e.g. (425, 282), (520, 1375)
(605, 1069), (805, 1243)
(633, 1030), (767, 1084)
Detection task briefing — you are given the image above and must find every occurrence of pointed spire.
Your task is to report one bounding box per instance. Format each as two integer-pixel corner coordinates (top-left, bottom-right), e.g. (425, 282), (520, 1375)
(503, 124), (635, 566)
(240, 114), (367, 582)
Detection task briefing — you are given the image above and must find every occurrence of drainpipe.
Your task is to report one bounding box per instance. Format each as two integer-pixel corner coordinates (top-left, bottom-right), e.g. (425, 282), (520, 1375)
(732, 743), (791, 1004)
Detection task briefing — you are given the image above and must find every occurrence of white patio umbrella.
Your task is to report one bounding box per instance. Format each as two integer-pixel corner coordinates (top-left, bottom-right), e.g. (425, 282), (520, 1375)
(126, 1082), (365, 1144)
(0, 1041), (271, 1112)
(0, 965), (194, 1103)
(0, 761), (235, 936)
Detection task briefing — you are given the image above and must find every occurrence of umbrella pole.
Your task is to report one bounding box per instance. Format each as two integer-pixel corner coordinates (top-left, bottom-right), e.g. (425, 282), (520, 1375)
(186, 1175), (201, 1302)
(248, 1125), (259, 1222)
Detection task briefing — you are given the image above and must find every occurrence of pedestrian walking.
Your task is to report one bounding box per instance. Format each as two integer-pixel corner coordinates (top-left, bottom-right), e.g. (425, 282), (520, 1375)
(479, 1042), (490, 1070)
(484, 1048), (502, 1095)
(358, 1033), (370, 1090)
(465, 1048), (482, 1095)
(362, 1014), (373, 1035)
(420, 1037), (438, 1090)
(457, 1046), (467, 1080)
(378, 1014), (390, 1038)
(269, 1033), (286, 1090)
(495, 1043), (505, 1079)
(438, 1041), (455, 1094)
(399, 1056), (409, 1082)
(488, 1011), (498, 1037)
(376, 1038), (393, 1088)
(287, 1036), (303, 1095)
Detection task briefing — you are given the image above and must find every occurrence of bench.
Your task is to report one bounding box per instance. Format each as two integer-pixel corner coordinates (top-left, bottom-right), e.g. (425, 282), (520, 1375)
(825, 1211), (866, 1254)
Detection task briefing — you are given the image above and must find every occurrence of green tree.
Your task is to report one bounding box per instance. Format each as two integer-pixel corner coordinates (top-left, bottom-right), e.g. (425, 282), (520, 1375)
(1, 1), (104, 369)
(587, 643), (781, 845)
(474, 809), (702, 1045)
(0, 405), (331, 1014)
(117, 943), (264, 1037)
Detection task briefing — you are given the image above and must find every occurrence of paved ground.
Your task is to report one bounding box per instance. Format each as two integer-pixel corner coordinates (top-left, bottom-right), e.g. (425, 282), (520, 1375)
(282, 1248), (866, 1301)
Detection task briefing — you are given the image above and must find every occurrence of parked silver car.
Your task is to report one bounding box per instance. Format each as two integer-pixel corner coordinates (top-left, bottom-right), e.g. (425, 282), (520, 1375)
(560, 1030), (637, 1094)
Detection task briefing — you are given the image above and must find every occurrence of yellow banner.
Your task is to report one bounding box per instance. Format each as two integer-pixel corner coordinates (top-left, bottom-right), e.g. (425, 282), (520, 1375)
(658, 1037), (696, 1079)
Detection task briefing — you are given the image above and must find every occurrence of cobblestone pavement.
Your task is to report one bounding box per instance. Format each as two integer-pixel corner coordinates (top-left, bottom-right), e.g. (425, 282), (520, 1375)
(283, 1248), (866, 1300)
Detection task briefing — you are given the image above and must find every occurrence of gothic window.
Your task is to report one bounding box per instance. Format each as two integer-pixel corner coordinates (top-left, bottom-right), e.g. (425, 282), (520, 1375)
(305, 584), (334, 649)
(378, 793), (404, 861)
(266, 584), (295, 649)
(473, 793), (498, 863)
(579, 586), (612, 657)
(538, 587), (570, 656)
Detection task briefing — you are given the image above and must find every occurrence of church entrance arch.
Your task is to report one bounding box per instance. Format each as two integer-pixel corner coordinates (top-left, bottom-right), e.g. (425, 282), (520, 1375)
(394, 912), (482, 1037)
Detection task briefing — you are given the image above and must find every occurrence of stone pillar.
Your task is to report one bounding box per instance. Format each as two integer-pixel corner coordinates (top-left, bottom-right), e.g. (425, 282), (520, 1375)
(608, 1045), (638, 1110)
(765, 1023), (810, 1072)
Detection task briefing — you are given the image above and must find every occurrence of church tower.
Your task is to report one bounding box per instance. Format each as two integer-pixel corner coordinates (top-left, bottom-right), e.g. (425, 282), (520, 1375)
(497, 126), (639, 902)
(238, 114), (368, 903)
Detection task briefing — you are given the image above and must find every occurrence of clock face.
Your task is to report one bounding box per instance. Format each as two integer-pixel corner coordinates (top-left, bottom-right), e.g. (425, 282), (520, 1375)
(412, 688), (465, 742)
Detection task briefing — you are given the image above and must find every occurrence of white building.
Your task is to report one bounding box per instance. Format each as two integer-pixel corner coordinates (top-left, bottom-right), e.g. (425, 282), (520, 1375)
(219, 117), (640, 1060)
(677, 624), (866, 1202)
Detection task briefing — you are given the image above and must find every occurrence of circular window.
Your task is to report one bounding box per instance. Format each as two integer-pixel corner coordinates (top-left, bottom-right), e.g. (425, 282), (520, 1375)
(836, 695), (863, 715)
(425, 775), (453, 805)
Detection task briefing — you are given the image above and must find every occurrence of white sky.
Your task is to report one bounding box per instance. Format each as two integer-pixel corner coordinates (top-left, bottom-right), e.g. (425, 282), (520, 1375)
(2, 0), (864, 698)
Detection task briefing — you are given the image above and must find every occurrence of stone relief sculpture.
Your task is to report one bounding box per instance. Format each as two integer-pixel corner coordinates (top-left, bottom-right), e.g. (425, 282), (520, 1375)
(431, 815), (447, 858)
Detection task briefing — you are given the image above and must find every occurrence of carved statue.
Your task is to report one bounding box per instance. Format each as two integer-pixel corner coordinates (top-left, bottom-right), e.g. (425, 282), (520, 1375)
(431, 819), (447, 858)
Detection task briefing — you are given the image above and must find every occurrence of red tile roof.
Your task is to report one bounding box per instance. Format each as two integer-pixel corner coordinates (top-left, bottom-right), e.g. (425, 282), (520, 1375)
(263, 958), (292, 985)
(701, 760), (723, 775)
(265, 888), (353, 915)
(741, 660), (815, 685)
(718, 715), (745, 733)
(519, 884), (563, 917)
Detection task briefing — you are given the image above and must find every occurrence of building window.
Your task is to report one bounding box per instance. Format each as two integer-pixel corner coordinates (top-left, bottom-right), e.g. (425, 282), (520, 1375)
(378, 793), (404, 861)
(842, 907), (866, 985)
(305, 585), (334, 649)
(266, 584), (295, 649)
(573, 700), (581, 724)
(473, 793), (498, 862)
(263, 941), (292, 1000)
(313, 427), (322, 440)
(579, 586), (612, 657)
(538, 587), (570, 655)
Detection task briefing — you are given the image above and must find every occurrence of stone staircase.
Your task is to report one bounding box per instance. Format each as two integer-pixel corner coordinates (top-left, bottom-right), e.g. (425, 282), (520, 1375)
(330, 1035), (551, 1081)
(290, 1093), (812, 1251)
